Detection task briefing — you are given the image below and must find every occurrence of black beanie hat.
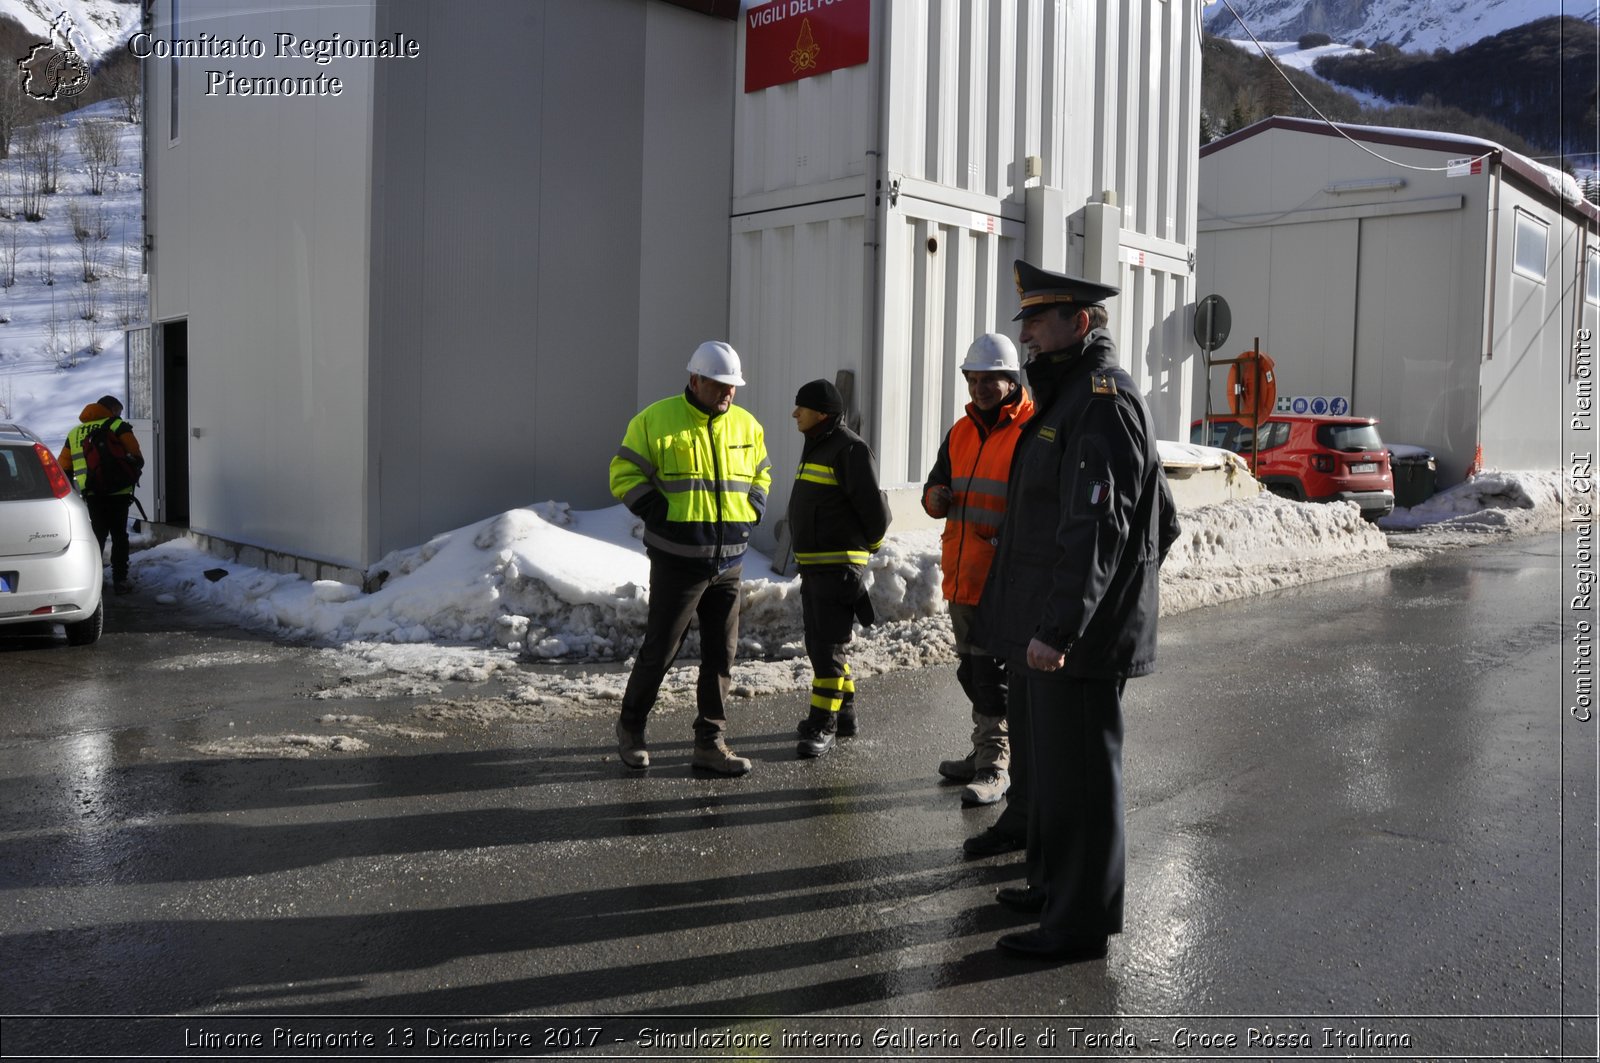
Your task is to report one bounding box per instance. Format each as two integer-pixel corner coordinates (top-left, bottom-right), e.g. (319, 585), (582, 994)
(795, 378), (844, 415)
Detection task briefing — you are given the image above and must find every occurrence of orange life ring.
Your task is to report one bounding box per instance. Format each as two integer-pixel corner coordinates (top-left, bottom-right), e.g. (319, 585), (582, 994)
(1226, 351), (1277, 426)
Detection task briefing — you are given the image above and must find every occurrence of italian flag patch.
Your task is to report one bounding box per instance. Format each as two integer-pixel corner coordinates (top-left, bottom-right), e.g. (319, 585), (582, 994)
(1087, 480), (1111, 506)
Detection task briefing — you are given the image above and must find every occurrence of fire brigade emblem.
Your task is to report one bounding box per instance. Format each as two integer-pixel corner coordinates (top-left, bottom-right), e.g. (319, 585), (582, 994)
(789, 18), (821, 73)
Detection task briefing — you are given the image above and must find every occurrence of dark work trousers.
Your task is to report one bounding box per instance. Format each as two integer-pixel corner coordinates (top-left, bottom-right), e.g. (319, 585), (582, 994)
(85, 494), (133, 583)
(619, 556), (741, 743)
(1013, 669), (1127, 936)
(950, 602), (1008, 770)
(800, 565), (861, 718)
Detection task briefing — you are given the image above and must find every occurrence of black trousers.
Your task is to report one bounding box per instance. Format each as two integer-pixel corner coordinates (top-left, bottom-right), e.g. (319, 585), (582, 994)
(1009, 668), (1127, 936)
(85, 494), (133, 583)
(800, 565), (862, 716)
(619, 557), (741, 742)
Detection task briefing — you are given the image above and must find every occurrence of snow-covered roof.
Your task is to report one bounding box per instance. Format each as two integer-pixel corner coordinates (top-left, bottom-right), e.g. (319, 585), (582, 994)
(1201, 116), (1600, 226)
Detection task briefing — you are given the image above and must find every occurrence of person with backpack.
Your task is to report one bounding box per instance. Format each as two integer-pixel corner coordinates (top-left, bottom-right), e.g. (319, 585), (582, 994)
(58, 394), (144, 595)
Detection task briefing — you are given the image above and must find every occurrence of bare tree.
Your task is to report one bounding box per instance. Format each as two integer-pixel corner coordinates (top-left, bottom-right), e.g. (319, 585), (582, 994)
(0, 76), (22, 160)
(39, 227), (53, 285)
(15, 124), (43, 220)
(105, 57), (141, 124)
(1, 221), (19, 288)
(76, 120), (120, 195)
(68, 201), (102, 282)
(35, 122), (64, 195)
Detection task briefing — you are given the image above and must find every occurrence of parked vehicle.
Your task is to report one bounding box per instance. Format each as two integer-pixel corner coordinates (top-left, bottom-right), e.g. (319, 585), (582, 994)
(1191, 413), (1395, 520)
(0, 423), (104, 644)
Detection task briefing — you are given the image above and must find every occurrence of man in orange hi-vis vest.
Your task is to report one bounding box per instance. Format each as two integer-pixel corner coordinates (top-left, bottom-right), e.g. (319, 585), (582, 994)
(921, 334), (1035, 811)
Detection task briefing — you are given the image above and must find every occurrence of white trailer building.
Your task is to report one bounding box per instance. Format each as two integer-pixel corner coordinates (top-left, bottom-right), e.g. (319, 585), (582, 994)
(139, 0), (1202, 577)
(1197, 117), (1599, 487)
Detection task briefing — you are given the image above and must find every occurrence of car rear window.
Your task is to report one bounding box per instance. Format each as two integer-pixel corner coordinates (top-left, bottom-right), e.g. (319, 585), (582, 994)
(1316, 423), (1384, 452)
(0, 444), (55, 501)
(1191, 419), (1290, 453)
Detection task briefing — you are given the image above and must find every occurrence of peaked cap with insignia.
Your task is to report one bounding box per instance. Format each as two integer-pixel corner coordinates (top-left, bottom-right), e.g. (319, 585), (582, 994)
(1012, 260), (1120, 320)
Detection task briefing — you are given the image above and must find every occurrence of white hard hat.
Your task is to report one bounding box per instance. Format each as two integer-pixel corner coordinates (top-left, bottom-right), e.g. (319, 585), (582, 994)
(687, 341), (745, 386)
(960, 333), (1020, 374)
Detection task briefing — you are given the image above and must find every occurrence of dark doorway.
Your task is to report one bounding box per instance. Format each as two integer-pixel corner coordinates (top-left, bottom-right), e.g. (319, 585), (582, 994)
(158, 319), (189, 525)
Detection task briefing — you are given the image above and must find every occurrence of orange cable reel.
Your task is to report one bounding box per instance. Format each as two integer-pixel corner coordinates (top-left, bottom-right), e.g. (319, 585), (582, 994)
(1226, 350), (1277, 427)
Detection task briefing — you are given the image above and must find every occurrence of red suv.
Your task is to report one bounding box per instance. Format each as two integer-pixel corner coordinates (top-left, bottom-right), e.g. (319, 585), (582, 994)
(1190, 414), (1395, 520)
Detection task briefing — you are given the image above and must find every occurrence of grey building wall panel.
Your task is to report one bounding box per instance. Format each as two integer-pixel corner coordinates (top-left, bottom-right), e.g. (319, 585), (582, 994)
(153, 0), (377, 567)
(1354, 208), (1483, 481)
(371, 0), (732, 558)
(1481, 183), (1574, 472)
(636, 2), (736, 408)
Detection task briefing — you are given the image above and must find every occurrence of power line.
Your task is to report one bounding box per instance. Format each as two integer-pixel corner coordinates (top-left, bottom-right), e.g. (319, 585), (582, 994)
(1216, 0), (1496, 174)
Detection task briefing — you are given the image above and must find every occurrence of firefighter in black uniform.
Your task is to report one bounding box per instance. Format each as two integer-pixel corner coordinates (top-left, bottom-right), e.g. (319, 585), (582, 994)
(787, 378), (892, 759)
(975, 261), (1180, 961)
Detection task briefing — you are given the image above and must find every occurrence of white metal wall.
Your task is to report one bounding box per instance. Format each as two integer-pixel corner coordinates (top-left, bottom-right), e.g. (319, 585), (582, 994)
(147, 0), (377, 567)
(1479, 176), (1583, 473)
(733, 0), (1202, 531)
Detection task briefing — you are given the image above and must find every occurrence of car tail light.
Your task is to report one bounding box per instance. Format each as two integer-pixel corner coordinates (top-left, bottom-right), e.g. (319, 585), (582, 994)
(35, 443), (71, 499)
(1311, 454), (1333, 473)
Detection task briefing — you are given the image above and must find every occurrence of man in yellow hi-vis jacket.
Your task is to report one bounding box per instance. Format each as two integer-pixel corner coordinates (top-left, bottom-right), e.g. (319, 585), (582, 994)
(786, 378), (891, 759)
(609, 341), (771, 775)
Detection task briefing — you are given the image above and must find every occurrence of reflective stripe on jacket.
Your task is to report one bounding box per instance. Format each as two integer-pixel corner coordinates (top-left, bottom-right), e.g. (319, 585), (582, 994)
(922, 390), (1035, 605)
(609, 391), (771, 566)
(787, 420), (890, 568)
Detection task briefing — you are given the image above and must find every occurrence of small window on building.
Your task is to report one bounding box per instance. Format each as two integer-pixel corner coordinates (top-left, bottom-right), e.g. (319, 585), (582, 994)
(1587, 247), (1600, 304)
(168, 0), (179, 143)
(1513, 209), (1548, 281)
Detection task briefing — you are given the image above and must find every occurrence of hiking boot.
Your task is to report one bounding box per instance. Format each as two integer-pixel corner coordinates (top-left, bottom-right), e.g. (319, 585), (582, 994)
(796, 709), (837, 759)
(836, 709), (857, 737)
(962, 768), (1010, 806)
(691, 739), (752, 775)
(938, 752), (977, 783)
(615, 720), (649, 769)
(113, 580), (134, 596)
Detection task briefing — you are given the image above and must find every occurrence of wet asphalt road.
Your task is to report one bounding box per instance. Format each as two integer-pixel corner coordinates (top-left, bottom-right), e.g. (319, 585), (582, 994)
(0, 533), (1594, 1060)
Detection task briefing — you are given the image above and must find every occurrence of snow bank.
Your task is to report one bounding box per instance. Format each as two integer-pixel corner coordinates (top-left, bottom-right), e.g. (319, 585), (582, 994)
(1379, 470), (1565, 533)
(129, 470), (1564, 739)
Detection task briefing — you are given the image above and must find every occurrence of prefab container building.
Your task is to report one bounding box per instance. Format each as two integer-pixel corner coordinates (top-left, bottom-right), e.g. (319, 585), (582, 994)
(141, 0), (1202, 576)
(1197, 117), (1598, 487)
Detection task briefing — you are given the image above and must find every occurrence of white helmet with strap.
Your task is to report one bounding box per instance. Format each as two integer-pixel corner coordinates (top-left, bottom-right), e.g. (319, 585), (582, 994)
(687, 341), (745, 386)
(960, 333), (1020, 373)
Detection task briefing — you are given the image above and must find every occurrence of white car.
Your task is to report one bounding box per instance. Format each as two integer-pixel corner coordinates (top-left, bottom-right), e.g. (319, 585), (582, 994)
(0, 422), (104, 644)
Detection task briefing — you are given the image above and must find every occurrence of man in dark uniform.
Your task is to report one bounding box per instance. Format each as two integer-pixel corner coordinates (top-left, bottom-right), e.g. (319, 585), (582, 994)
(975, 261), (1180, 961)
(787, 378), (891, 758)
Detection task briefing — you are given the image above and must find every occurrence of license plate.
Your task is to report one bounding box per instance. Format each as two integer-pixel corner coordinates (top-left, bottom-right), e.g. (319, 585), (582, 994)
(0, 573), (12, 593)
(1350, 462), (1377, 474)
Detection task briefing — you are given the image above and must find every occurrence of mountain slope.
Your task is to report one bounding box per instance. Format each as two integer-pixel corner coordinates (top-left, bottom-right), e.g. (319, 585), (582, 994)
(0, 0), (139, 65)
(1205, 0), (1595, 53)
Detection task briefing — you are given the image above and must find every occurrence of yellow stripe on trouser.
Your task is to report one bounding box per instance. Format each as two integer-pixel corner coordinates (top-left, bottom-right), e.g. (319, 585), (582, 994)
(809, 666), (855, 712)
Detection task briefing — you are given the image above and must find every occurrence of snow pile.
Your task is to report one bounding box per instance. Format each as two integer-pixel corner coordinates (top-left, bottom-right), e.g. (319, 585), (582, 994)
(130, 491), (1402, 669)
(1380, 470), (1566, 533)
(121, 470), (1564, 734)
(1161, 493), (1390, 612)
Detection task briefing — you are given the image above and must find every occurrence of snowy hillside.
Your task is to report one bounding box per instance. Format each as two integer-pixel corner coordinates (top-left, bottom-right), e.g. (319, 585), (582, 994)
(0, 100), (148, 445)
(0, 0), (139, 64)
(1205, 0), (1594, 53)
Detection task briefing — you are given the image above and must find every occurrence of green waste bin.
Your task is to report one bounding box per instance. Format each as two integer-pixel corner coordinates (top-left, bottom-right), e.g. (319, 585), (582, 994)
(1388, 445), (1437, 508)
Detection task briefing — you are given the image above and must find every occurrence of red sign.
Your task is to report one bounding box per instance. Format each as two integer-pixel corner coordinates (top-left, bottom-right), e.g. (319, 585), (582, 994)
(744, 0), (870, 93)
